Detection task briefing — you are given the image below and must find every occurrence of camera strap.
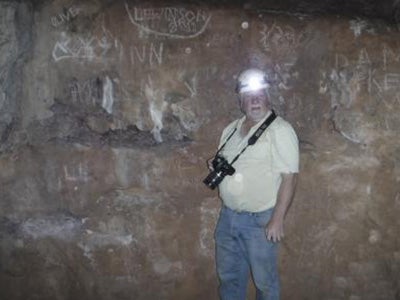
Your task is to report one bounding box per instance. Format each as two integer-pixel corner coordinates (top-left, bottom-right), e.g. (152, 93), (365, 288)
(223, 110), (277, 166)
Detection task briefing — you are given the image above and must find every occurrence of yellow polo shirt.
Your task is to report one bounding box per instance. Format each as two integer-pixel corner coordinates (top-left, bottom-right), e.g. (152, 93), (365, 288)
(218, 113), (299, 212)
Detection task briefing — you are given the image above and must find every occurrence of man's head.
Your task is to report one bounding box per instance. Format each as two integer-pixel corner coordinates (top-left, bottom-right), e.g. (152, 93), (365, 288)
(236, 68), (270, 122)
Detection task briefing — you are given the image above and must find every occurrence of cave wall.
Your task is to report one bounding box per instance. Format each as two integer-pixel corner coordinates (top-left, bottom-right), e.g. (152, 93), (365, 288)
(0, 1), (399, 299)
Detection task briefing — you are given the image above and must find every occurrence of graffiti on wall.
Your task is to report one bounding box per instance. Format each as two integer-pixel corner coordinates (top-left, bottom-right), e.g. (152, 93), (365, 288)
(51, 6), (80, 27)
(326, 43), (400, 135)
(331, 46), (400, 101)
(129, 42), (164, 67)
(63, 161), (90, 183)
(144, 76), (167, 143)
(69, 76), (114, 114)
(348, 19), (373, 38)
(125, 3), (211, 39)
(69, 78), (101, 106)
(52, 32), (113, 62)
(259, 23), (307, 55)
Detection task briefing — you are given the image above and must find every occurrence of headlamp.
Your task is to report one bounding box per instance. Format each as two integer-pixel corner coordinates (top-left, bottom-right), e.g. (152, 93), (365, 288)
(236, 68), (269, 93)
(247, 76), (265, 91)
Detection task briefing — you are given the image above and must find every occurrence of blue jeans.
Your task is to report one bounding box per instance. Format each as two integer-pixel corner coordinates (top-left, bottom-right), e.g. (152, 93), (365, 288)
(215, 205), (280, 300)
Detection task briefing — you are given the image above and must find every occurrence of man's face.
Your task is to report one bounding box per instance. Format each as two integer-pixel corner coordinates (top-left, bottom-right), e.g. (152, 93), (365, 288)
(239, 89), (270, 121)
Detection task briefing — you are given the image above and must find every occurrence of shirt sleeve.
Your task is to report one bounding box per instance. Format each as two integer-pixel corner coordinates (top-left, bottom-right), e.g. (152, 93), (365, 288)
(271, 121), (299, 173)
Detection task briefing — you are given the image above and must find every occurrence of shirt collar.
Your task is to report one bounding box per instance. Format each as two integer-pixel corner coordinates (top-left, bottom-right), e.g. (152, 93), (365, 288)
(238, 110), (272, 131)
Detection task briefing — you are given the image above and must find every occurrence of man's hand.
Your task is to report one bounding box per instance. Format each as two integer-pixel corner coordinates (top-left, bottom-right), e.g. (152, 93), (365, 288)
(265, 217), (284, 243)
(265, 173), (298, 243)
(207, 158), (214, 171)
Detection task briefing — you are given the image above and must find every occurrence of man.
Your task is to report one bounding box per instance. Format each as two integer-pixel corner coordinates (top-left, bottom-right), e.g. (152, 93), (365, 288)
(209, 68), (299, 300)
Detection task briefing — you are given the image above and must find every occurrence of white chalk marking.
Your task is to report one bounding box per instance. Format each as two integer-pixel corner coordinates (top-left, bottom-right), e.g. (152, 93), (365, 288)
(51, 6), (80, 27)
(349, 19), (368, 38)
(102, 76), (114, 114)
(134, 45), (145, 63)
(184, 77), (197, 97)
(384, 73), (400, 91)
(145, 77), (167, 142)
(130, 43), (164, 66)
(125, 3), (211, 39)
(358, 48), (371, 65)
(149, 42), (163, 66)
(63, 162), (89, 182)
(52, 31), (112, 62)
(339, 130), (361, 144)
(383, 44), (400, 71)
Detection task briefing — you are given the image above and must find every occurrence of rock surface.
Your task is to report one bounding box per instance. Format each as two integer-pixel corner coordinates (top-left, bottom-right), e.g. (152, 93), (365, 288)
(0, 1), (399, 299)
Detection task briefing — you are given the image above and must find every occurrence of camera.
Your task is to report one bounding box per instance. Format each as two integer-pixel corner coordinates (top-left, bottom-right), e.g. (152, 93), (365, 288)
(203, 155), (236, 190)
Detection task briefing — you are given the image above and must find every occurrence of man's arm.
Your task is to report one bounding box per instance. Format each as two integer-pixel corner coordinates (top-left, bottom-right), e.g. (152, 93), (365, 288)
(265, 173), (298, 242)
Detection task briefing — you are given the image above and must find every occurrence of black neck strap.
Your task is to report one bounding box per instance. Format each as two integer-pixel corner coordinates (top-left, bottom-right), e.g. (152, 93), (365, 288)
(247, 110), (277, 146)
(216, 110), (277, 165)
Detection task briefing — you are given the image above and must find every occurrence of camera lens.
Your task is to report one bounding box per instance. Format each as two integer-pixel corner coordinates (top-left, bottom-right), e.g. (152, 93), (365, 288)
(203, 171), (224, 190)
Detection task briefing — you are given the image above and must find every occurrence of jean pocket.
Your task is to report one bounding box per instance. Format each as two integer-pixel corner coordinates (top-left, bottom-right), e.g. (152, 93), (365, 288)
(254, 210), (273, 227)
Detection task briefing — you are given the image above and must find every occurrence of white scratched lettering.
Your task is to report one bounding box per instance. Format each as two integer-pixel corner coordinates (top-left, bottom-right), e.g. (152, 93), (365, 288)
(51, 6), (80, 27)
(129, 42), (164, 67)
(383, 44), (400, 71)
(384, 73), (400, 91)
(63, 162), (89, 183)
(52, 32), (112, 62)
(125, 3), (211, 39)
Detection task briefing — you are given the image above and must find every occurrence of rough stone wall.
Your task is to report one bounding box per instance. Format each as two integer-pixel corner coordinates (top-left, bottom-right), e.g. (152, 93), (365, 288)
(0, 1), (399, 300)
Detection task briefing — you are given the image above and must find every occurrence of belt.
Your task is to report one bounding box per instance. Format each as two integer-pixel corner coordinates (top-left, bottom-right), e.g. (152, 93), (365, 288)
(223, 205), (268, 216)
